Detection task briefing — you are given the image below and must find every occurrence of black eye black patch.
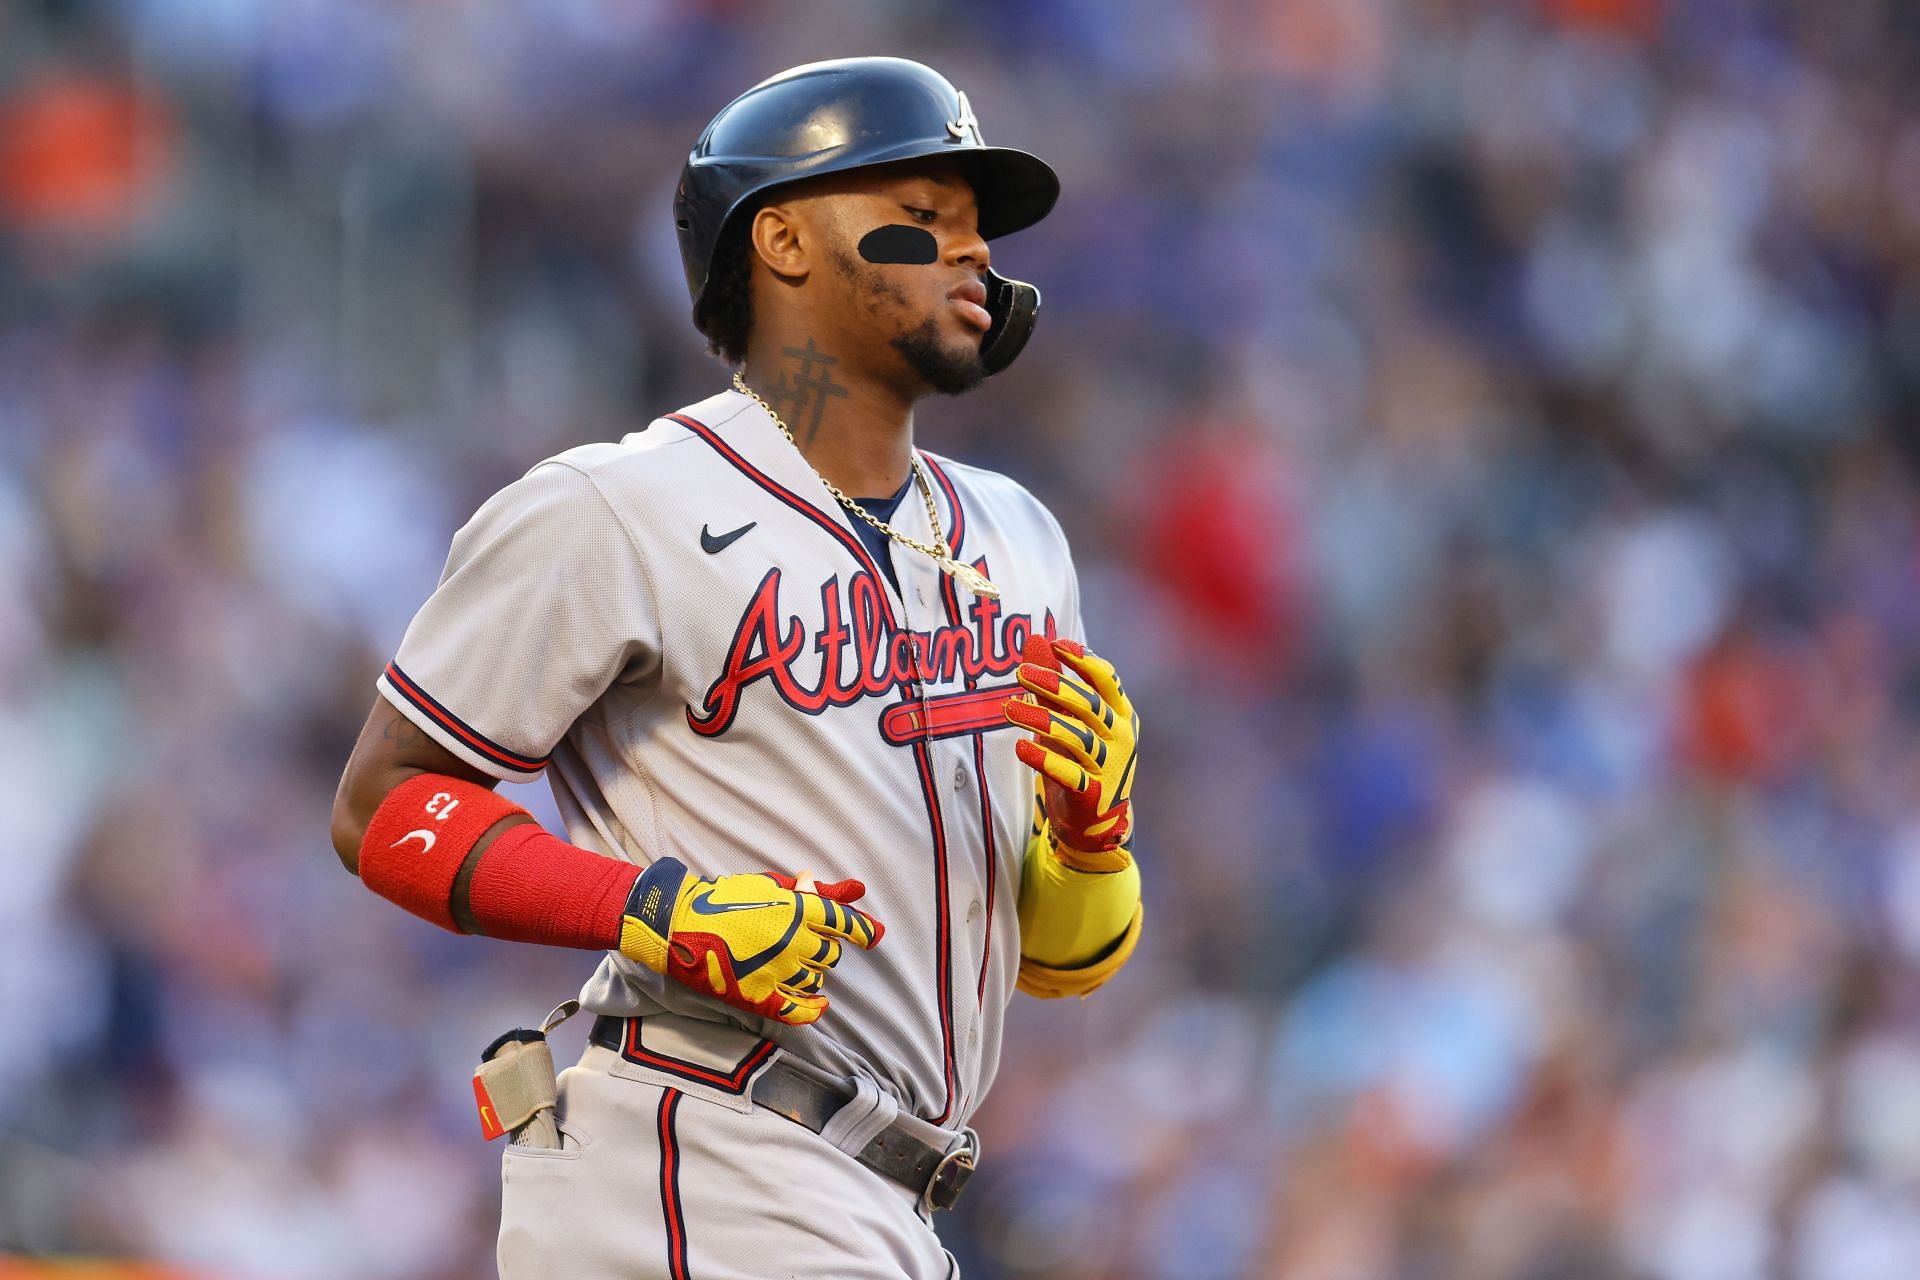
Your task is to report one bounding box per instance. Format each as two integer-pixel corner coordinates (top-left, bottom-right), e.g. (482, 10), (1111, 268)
(858, 224), (940, 266)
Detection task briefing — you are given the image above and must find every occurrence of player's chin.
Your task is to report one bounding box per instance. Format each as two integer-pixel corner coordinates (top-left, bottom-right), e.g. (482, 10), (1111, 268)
(892, 315), (988, 397)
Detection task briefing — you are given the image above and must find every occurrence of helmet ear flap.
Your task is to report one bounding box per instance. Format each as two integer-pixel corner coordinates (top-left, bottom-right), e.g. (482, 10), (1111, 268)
(980, 270), (1040, 375)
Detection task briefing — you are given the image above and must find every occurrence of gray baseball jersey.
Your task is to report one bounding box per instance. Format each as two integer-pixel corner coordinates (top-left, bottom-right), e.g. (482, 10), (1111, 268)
(379, 386), (1081, 1132)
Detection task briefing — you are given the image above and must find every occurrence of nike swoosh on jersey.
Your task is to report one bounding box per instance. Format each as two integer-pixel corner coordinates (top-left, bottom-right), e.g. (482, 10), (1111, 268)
(688, 887), (784, 915)
(391, 829), (437, 853)
(700, 521), (757, 554)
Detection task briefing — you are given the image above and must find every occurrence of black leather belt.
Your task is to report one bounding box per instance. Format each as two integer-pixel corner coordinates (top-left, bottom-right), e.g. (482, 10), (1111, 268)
(588, 1015), (975, 1213)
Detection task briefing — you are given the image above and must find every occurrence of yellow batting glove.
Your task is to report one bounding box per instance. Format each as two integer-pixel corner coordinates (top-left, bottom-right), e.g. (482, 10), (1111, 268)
(619, 858), (883, 1026)
(1003, 637), (1140, 874)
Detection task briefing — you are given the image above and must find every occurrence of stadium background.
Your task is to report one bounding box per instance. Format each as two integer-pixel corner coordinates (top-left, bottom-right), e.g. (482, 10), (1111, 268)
(6, 1), (1920, 1277)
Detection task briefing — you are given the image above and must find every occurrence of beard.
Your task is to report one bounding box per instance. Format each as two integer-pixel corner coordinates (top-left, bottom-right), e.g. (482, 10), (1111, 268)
(832, 245), (988, 396)
(891, 315), (987, 396)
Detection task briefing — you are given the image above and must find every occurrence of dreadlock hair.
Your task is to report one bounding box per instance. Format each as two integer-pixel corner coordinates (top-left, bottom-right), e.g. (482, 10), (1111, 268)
(697, 216), (755, 366)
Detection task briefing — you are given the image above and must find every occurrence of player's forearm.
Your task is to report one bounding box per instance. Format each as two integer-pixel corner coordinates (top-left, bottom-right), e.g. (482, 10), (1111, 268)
(331, 697), (505, 874)
(336, 774), (535, 936)
(355, 770), (883, 1026)
(337, 773), (534, 932)
(1015, 830), (1139, 968)
(334, 764), (521, 876)
(448, 818), (537, 933)
(356, 771), (640, 946)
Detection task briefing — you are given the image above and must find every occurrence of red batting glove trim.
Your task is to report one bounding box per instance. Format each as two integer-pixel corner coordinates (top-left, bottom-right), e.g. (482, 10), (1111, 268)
(766, 870), (867, 900)
(1003, 696), (1059, 738)
(1022, 634), (1062, 668)
(467, 823), (641, 950)
(765, 871), (887, 944)
(360, 774), (527, 932)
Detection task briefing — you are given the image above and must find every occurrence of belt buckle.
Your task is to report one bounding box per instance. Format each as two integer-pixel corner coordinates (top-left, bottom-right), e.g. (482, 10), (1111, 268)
(920, 1131), (978, 1214)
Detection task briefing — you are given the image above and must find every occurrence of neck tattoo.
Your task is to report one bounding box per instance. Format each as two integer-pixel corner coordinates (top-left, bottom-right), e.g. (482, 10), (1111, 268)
(762, 338), (849, 448)
(731, 370), (999, 599)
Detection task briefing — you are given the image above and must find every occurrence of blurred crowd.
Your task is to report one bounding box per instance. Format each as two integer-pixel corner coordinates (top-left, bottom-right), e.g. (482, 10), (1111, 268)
(6, 0), (1920, 1277)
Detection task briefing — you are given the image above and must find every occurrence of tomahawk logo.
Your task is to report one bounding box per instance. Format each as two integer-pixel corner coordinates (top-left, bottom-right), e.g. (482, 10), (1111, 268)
(946, 91), (983, 145)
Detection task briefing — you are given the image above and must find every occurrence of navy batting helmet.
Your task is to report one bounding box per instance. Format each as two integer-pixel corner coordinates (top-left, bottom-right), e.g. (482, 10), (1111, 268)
(675, 57), (1060, 374)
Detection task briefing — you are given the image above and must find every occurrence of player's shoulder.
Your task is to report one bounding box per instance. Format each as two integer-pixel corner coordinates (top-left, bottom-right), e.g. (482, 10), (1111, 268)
(518, 388), (749, 494)
(534, 390), (735, 477)
(455, 392), (740, 546)
(923, 453), (1071, 549)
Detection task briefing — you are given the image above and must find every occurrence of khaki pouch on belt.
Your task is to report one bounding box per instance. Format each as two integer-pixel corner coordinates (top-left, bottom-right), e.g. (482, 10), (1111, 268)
(473, 1000), (577, 1149)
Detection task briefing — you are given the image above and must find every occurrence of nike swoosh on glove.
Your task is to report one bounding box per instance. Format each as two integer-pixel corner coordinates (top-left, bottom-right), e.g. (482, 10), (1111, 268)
(618, 858), (883, 1025)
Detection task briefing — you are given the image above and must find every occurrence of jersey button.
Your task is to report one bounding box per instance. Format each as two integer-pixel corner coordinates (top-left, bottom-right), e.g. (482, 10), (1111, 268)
(966, 899), (982, 923)
(952, 764), (967, 791)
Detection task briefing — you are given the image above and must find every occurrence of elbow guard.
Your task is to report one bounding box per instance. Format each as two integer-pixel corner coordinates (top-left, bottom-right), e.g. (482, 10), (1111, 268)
(1017, 904), (1143, 1000)
(1015, 814), (1144, 999)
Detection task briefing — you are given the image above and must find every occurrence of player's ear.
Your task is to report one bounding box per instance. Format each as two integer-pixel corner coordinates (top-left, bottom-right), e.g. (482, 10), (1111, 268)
(749, 203), (811, 284)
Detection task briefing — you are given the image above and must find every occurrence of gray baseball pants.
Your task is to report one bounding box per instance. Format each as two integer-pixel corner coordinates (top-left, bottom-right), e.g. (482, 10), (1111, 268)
(497, 1040), (958, 1279)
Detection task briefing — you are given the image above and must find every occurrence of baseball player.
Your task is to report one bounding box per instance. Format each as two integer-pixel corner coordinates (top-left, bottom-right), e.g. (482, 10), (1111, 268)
(330, 57), (1143, 1279)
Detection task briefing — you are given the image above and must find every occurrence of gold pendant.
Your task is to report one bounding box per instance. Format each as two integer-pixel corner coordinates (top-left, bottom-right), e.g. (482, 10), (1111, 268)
(940, 557), (1000, 599)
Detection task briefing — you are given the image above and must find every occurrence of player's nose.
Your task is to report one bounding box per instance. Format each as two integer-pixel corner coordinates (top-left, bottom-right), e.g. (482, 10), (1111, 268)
(943, 223), (989, 272)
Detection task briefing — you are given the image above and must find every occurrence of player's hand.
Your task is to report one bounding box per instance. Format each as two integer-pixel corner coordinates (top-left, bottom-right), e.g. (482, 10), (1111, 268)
(1003, 636), (1140, 874)
(618, 859), (883, 1026)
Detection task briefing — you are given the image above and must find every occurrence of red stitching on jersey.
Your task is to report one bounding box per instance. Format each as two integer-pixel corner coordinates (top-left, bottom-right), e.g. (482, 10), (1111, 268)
(691, 568), (1045, 738)
(914, 740), (959, 1124)
(920, 456), (972, 1115)
(878, 685), (1022, 744)
(382, 662), (547, 772)
(686, 567), (928, 736)
(972, 728), (999, 1008)
(621, 1018), (776, 1094)
(657, 1089), (690, 1280)
(921, 460), (1001, 1013)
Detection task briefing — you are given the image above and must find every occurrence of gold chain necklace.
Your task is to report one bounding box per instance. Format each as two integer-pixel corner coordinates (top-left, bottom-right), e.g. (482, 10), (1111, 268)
(732, 372), (1000, 598)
